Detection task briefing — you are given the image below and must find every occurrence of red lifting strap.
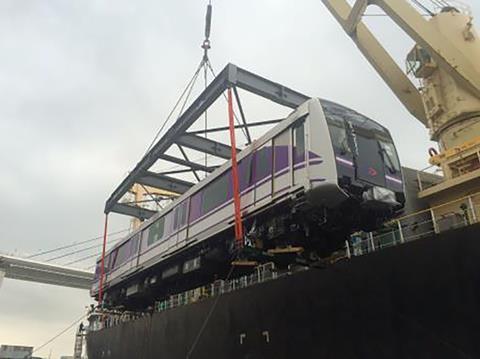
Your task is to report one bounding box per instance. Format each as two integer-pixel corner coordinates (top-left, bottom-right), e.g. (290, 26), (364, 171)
(98, 214), (109, 305)
(227, 88), (244, 247)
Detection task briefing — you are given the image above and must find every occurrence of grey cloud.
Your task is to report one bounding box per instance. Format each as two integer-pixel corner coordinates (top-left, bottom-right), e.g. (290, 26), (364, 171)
(0, 0), (478, 357)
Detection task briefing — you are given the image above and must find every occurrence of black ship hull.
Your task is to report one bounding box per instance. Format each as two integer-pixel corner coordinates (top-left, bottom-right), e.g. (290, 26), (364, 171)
(87, 223), (480, 359)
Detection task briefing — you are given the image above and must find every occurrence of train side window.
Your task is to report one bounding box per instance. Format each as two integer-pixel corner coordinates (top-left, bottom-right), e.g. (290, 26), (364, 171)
(239, 154), (253, 191)
(202, 174), (229, 214)
(94, 263), (100, 280)
(273, 130), (290, 173)
(293, 119), (305, 164)
(255, 145), (272, 181)
(189, 192), (202, 223)
(131, 234), (140, 255)
(174, 201), (188, 230)
(114, 241), (131, 268)
(326, 114), (350, 155)
(147, 216), (165, 246)
(179, 201), (187, 226)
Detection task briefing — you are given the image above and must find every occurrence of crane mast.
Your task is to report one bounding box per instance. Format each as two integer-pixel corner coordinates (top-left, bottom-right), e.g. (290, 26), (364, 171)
(321, 0), (480, 216)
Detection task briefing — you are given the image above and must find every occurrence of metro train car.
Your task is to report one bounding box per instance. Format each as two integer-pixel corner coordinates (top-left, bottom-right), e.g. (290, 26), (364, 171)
(91, 98), (405, 307)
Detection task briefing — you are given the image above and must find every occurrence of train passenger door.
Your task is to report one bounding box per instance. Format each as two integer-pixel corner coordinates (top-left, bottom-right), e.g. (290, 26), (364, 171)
(272, 129), (290, 196)
(292, 118), (307, 186)
(173, 200), (188, 247)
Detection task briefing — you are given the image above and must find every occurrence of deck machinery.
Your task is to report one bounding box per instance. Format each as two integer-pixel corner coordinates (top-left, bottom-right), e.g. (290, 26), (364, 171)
(321, 0), (480, 220)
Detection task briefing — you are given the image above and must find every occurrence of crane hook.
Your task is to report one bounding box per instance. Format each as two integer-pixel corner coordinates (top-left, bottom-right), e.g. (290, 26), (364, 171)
(201, 2), (212, 57)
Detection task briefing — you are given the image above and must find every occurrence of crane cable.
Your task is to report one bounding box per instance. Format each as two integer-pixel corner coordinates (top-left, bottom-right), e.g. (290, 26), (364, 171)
(25, 312), (88, 359)
(26, 228), (129, 259)
(45, 237), (124, 263)
(202, 1), (212, 177)
(143, 57), (205, 156)
(411, 0), (435, 16)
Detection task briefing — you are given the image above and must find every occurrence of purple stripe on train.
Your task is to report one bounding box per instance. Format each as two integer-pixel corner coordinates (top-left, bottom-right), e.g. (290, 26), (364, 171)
(100, 146), (325, 275)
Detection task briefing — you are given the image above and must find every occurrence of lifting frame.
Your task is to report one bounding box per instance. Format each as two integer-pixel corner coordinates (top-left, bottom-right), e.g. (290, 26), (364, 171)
(104, 63), (310, 221)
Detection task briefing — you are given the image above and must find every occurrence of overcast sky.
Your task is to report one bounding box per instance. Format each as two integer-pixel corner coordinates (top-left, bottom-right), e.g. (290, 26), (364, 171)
(1, 0), (479, 357)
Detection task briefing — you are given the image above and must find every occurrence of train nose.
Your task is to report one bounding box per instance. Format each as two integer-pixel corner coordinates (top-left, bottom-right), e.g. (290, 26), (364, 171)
(362, 186), (399, 209)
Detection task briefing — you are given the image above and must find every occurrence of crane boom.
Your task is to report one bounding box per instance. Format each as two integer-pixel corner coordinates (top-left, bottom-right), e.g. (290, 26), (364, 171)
(321, 0), (480, 220)
(321, 0), (428, 124)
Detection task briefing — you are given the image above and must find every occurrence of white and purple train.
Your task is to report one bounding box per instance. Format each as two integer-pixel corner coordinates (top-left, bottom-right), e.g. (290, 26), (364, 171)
(92, 98), (404, 306)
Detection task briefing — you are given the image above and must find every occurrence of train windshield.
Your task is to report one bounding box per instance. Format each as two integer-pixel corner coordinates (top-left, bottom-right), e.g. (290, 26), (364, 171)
(326, 114), (351, 155)
(323, 101), (400, 186)
(378, 140), (401, 174)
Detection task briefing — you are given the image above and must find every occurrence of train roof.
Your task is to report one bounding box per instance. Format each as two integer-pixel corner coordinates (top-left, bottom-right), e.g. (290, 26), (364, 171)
(319, 98), (390, 134)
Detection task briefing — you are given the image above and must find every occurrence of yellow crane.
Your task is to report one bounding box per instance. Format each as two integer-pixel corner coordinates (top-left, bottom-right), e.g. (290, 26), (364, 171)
(321, 0), (480, 219)
(126, 184), (178, 229)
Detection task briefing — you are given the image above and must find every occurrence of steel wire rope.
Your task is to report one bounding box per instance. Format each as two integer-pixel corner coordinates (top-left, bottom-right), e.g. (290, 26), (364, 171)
(185, 250), (238, 359)
(25, 312), (88, 359)
(205, 59), (249, 140)
(62, 238), (124, 267)
(431, 0), (451, 9)
(203, 56), (209, 178)
(26, 228), (129, 259)
(143, 58), (206, 156)
(428, 0), (442, 8)
(65, 252), (106, 267)
(45, 237), (124, 263)
(411, 0), (436, 16)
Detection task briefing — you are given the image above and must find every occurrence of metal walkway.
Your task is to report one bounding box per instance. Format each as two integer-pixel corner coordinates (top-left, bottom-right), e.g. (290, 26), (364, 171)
(0, 254), (93, 290)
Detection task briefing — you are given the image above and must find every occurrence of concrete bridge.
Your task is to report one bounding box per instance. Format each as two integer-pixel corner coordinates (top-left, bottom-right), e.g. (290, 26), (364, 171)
(0, 254), (93, 290)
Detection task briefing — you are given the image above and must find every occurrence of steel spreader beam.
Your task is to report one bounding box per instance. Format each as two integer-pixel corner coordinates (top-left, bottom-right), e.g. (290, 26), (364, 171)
(110, 203), (157, 221)
(187, 118), (283, 135)
(137, 171), (194, 194)
(105, 63), (310, 217)
(176, 134), (238, 160)
(158, 153), (216, 173)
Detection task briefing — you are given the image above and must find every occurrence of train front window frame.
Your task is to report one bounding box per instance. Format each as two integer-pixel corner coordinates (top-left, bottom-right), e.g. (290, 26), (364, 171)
(379, 140), (401, 174)
(326, 114), (351, 156)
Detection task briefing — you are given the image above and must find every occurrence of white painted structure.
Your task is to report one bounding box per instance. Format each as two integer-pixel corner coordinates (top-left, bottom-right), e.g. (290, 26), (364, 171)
(0, 254), (93, 290)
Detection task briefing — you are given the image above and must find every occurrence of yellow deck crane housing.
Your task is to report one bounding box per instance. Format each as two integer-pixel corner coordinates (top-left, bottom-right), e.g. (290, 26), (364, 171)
(321, 0), (480, 220)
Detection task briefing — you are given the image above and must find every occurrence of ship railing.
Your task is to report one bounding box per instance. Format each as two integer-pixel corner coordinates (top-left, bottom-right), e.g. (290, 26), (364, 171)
(415, 164), (444, 192)
(87, 309), (151, 331)
(147, 262), (279, 316)
(346, 191), (480, 258)
(90, 192), (480, 330)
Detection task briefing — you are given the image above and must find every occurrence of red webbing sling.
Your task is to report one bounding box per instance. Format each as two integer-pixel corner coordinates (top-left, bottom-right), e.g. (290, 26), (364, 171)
(98, 214), (109, 305)
(227, 88), (244, 247)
